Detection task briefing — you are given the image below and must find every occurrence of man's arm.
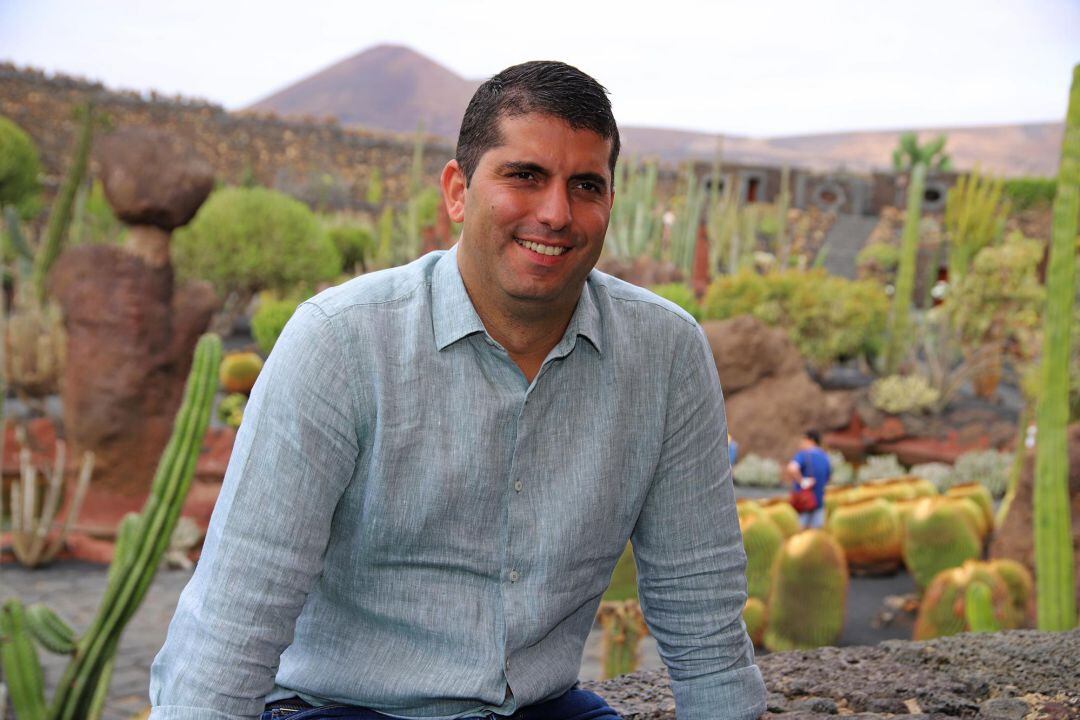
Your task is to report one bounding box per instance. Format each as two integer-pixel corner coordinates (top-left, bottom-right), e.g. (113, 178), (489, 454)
(632, 324), (767, 720)
(149, 302), (360, 720)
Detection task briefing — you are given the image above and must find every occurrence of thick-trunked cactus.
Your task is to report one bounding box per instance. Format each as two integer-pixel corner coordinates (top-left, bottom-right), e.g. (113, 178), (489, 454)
(764, 530), (848, 651)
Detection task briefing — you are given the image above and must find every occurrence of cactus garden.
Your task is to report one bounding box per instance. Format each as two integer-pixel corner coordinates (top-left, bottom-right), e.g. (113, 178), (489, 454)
(1, 20), (1078, 720)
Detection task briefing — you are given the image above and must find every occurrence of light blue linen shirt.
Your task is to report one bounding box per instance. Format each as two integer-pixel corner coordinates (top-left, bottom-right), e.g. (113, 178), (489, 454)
(149, 247), (765, 720)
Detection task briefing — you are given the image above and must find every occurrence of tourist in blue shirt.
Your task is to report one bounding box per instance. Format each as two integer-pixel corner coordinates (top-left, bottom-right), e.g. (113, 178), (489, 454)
(150, 61), (765, 720)
(786, 430), (832, 529)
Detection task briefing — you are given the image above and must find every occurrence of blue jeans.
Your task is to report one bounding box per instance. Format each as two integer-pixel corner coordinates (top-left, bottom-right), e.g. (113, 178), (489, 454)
(260, 687), (621, 720)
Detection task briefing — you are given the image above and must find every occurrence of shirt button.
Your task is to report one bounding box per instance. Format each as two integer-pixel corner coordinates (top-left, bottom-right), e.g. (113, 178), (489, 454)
(513, 481), (523, 492)
(509, 570), (520, 583)
(505, 659), (511, 670)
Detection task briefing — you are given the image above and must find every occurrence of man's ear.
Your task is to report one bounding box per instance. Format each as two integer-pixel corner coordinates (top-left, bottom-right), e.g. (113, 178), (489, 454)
(441, 159), (467, 223)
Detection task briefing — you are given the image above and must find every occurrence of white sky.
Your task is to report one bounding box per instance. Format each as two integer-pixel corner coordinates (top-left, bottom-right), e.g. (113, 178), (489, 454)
(1, 0), (1077, 137)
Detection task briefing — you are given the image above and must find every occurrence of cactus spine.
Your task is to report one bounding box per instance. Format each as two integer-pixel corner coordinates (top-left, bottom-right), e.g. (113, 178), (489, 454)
(0, 334), (221, 720)
(1033, 63), (1079, 632)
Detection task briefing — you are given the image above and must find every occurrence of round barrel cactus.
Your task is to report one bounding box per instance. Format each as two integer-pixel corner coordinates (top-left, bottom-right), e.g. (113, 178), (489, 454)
(827, 497), (902, 569)
(945, 483), (994, 533)
(219, 352), (264, 395)
(764, 530), (848, 651)
(761, 500), (801, 539)
(988, 558), (1034, 625)
(741, 515), (784, 601)
(914, 561), (1017, 640)
(743, 597), (767, 647)
(903, 498), (982, 590)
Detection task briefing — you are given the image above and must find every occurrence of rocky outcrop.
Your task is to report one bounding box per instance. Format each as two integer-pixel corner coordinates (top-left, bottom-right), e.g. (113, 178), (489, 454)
(990, 422), (1080, 611)
(703, 316), (854, 462)
(585, 630), (1080, 719)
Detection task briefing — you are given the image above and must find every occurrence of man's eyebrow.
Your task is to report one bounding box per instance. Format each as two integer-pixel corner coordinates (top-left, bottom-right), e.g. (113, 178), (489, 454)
(500, 161), (548, 175)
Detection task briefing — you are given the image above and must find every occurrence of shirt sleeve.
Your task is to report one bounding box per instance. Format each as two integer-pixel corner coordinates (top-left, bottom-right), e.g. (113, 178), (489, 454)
(631, 323), (767, 720)
(149, 302), (360, 720)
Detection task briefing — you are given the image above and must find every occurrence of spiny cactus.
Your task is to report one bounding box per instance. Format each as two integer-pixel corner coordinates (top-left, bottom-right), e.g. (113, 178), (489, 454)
(903, 498), (982, 590)
(596, 600), (648, 679)
(914, 561), (1018, 640)
(764, 530), (848, 651)
(743, 597), (767, 647)
(945, 483), (994, 533)
(964, 581), (1002, 633)
(219, 351), (263, 395)
(0, 334), (221, 720)
(741, 514), (784, 601)
(1033, 64), (1079, 631)
(987, 558), (1034, 625)
(826, 498), (902, 570)
(761, 500), (801, 539)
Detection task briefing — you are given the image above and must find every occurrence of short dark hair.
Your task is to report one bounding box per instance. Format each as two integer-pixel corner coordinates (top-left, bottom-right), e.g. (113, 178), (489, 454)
(805, 430), (822, 446)
(455, 60), (620, 186)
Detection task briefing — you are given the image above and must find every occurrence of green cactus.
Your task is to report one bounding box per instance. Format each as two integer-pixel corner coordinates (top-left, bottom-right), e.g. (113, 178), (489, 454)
(964, 580), (1002, 633)
(903, 498), (982, 590)
(596, 600), (648, 679)
(35, 102), (94, 304)
(945, 483), (994, 533)
(988, 558), (1034, 625)
(740, 514), (784, 601)
(826, 498), (902, 569)
(915, 561), (1015, 639)
(742, 597), (767, 647)
(0, 334), (221, 720)
(762, 501), (801, 539)
(1033, 63), (1079, 632)
(219, 351), (263, 395)
(670, 163), (707, 277)
(764, 530), (848, 651)
(944, 167), (1010, 284)
(605, 157), (661, 259)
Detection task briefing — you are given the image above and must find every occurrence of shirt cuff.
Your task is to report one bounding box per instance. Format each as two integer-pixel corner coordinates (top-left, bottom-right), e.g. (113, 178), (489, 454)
(670, 664), (768, 720)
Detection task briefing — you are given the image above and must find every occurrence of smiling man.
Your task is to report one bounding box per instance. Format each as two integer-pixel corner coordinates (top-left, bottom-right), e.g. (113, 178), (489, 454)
(150, 61), (765, 720)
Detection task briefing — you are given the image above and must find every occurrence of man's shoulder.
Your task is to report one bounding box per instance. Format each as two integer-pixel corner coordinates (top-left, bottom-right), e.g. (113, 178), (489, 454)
(305, 252), (443, 319)
(588, 268), (699, 332)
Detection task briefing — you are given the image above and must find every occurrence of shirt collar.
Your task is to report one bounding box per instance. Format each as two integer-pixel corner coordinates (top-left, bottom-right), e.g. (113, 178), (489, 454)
(430, 245), (604, 355)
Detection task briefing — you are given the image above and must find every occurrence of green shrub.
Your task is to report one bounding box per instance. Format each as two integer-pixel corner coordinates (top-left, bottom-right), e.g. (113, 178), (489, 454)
(732, 454), (782, 488)
(952, 449), (1012, 499)
(1002, 177), (1057, 211)
(173, 187), (342, 297)
(701, 269), (889, 368)
(855, 242), (900, 277)
(251, 294), (301, 355)
(325, 219), (375, 272)
(869, 374), (941, 414)
(856, 454), (905, 483)
(0, 115), (42, 218)
(649, 282), (701, 320)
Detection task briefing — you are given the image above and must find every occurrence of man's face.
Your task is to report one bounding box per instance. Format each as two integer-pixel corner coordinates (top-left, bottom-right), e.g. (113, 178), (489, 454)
(444, 112), (614, 315)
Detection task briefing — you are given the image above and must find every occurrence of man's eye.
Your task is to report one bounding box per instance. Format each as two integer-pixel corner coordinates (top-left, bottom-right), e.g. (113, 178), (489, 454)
(511, 171), (536, 181)
(576, 181), (602, 194)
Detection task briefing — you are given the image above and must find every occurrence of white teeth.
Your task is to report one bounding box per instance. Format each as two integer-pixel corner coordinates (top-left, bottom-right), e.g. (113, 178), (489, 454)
(517, 239), (567, 256)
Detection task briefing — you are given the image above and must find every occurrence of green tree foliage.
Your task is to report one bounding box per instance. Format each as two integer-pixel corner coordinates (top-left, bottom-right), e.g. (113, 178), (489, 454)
(0, 115), (42, 218)
(250, 294), (301, 355)
(649, 282), (701, 320)
(702, 269), (889, 368)
(324, 219), (375, 273)
(172, 187), (342, 298)
(1002, 176), (1057, 211)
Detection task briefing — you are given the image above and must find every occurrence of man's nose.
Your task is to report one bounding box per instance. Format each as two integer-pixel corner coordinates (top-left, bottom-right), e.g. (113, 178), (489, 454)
(535, 183), (571, 231)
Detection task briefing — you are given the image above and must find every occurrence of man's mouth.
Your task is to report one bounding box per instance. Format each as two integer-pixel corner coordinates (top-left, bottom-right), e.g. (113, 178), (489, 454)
(515, 238), (568, 257)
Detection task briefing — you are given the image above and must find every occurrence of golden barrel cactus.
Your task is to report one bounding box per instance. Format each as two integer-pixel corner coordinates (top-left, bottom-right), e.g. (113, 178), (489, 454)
(740, 515), (784, 601)
(988, 558), (1034, 625)
(761, 500), (801, 539)
(914, 561), (1019, 639)
(946, 483), (994, 533)
(743, 597), (767, 647)
(826, 498), (902, 569)
(903, 498), (982, 590)
(764, 530), (848, 651)
(219, 351), (264, 394)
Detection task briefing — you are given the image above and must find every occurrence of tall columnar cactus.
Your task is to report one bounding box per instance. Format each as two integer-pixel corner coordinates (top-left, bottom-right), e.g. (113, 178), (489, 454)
(884, 161), (926, 374)
(34, 102), (94, 304)
(764, 530), (848, 651)
(740, 514), (784, 601)
(775, 165), (792, 267)
(0, 333), (221, 720)
(903, 498), (981, 590)
(1034, 63), (1079, 632)
(914, 561), (1018, 640)
(826, 498), (902, 569)
(605, 157), (661, 259)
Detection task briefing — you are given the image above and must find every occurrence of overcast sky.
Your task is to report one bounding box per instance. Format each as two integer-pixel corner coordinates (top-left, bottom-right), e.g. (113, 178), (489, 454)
(2, 0), (1077, 137)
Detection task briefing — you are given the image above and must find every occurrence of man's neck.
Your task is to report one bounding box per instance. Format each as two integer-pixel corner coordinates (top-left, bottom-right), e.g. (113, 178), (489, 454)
(464, 286), (579, 383)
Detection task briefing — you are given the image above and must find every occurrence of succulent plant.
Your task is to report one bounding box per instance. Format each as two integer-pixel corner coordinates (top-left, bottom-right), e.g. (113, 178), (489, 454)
(596, 600), (648, 679)
(910, 462), (955, 492)
(219, 352), (263, 395)
(856, 454), (905, 483)
(869, 374), (941, 414)
(945, 483), (994, 534)
(743, 597), (767, 647)
(903, 498), (982, 590)
(741, 514), (784, 601)
(764, 530), (848, 651)
(826, 498), (902, 569)
(732, 453), (782, 488)
(987, 558), (1034, 625)
(914, 560), (1020, 640)
(951, 449), (1012, 499)
(761, 500), (801, 538)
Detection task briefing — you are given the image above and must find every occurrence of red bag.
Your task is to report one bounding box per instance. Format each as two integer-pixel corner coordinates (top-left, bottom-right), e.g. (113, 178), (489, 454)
(790, 486), (818, 513)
